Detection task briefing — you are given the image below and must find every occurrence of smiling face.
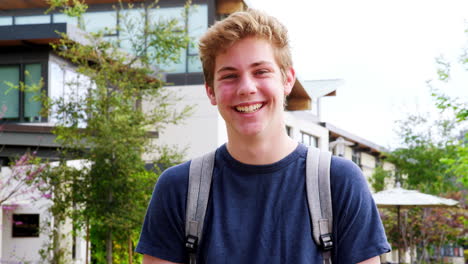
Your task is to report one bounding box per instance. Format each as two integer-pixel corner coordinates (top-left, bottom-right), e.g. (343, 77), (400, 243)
(206, 37), (295, 140)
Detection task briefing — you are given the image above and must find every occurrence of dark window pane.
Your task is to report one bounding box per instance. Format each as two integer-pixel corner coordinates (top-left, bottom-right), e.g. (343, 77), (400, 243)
(24, 64), (42, 120)
(12, 214), (40, 237)
(0, 66), (20, 118)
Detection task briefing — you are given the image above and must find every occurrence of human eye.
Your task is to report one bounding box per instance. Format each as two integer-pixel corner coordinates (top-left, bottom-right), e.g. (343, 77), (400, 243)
(220, 73), (238, 80)
(254, 69), (271, 76)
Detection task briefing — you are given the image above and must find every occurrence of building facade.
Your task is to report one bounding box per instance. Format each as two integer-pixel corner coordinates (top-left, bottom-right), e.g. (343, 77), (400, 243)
(0, 0), (395, 262)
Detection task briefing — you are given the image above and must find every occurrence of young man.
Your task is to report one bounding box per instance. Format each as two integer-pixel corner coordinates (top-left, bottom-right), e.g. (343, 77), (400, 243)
(136, 9), (390, 264)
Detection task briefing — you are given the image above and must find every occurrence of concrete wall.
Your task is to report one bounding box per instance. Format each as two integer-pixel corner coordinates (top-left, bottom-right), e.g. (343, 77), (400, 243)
(0, 160), (89, 264)
(144, 84), (227, 161)
(284, 112), (329, 150)
(1, 201), (51, 264)
(360, 152), (377, 180)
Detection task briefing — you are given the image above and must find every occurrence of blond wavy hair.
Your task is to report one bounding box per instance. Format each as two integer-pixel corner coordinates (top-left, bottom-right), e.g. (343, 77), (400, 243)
(199, 8), (293, 88)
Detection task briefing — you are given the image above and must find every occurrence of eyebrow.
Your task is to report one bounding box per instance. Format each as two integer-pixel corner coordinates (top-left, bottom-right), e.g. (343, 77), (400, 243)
(216, 60), (274, 74)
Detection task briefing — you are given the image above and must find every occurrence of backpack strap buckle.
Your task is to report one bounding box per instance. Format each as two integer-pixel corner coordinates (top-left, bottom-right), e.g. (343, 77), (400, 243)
(185, 235), (198, 253)
(320, 233), (333, 251)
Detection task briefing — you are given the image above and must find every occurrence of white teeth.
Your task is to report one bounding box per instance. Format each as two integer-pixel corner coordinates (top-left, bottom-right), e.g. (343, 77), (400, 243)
(235, 103), (263, 113)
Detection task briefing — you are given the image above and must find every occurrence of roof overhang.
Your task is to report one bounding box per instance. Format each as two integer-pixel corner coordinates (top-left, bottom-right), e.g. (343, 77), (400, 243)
(286, 78), (342, 111)
(0, 0), (145, 10)
(322, 122), (387, 156)
(0, 22), (89, 48)
(286, 79), (311, 111)
(217, 0), (246, 14)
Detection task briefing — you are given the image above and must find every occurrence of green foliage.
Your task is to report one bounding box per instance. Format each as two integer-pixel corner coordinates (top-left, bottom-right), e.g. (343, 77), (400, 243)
(38, 1), (194, 262)
(430, 36), (468, 189)
(45, 0), (88, 17)
(369, 166), (392, 192)
(387, 112), (460, 194)
(382, 27), (468, 263)
(380, 192), (466, 263)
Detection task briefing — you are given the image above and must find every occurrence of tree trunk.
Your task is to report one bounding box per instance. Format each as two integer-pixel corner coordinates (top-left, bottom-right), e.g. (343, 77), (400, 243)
(86, 220), (90, 264)
(106, 229), (113, 264)
(128, 235), (133, 264)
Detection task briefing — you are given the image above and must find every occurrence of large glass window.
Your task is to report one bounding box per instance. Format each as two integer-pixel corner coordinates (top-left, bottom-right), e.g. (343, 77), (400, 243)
(301, 131), (318, 147)
(119, 8), (146, 54)
(15, 15), (51, 25)
(0, 16), (12, 26)
(187, 4), (207, 72)
(24, 64), (43, 120)
(53, 13), (79, 27)
(0, 66), (20, 118)
(82, 11), (117, 34)
(149, 7), (186, 73)
(0, 63), (43, 122)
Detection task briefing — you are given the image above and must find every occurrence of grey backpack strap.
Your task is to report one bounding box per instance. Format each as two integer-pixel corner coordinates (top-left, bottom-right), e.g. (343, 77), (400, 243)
(185, 150), (216, 264)
(306, 147), (333, 264)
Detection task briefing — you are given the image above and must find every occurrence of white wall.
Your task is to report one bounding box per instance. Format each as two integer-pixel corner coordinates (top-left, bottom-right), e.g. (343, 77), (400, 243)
(1, 201), (51, 264)
(360, 152), (377, 180)
(0, 160), (89, 264)
(284, 111), (329, 151)
(48, 56), (90, 128)
(145, 84), (227, 161)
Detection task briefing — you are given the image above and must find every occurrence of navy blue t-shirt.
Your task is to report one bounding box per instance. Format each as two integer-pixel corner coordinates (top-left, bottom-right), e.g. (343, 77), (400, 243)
(136, 144), (390, 263)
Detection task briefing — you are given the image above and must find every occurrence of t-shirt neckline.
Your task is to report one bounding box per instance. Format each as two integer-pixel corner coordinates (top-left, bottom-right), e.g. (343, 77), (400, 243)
(217, 143), (307, 174)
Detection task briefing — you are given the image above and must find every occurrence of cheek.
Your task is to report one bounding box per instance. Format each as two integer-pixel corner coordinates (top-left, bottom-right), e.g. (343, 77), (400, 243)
(215, 85), (236, 105)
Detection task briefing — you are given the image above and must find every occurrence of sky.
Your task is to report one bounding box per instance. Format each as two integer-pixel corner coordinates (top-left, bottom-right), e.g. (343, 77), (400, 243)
(248, 0), (468, 149)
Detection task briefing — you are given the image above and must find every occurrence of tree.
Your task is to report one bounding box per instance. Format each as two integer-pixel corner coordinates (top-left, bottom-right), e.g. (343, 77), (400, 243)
(0, 152), (48, 211)
(369, 166), (392, 192)
(0, 108), (49, 224)
(431, 58), (468, 188)
(39, 1), (193, 263)
(386, 111), (461, 194)
(381, 29), (468, 263)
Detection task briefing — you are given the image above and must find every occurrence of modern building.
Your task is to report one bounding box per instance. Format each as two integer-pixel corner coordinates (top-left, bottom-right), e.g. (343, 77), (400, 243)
(0, 0), (246, 262)
(0, 0), (395, 262)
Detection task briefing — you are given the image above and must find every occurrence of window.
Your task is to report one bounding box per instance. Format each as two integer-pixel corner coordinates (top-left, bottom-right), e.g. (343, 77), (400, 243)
(53, 13), (79, 27)
(352, 149), (361, 167)
(3, 3), (208, 76)
(285, 126), (292, 137)
(82, 11), (117, 34)
(12, 214), (40, 237)
(0, 16), (12, 26)
(301, 131), (318, 147)
(15, 15), (51, 25)
(0, 63), (44, 122)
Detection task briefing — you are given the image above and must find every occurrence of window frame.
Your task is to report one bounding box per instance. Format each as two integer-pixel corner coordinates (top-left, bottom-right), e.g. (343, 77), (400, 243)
(0, 59), (48, 123)
(12, 213), (40, 238)
(352, 148), (362, 167)
(0, 0), (212, 85)
(300, 131), (318, 148)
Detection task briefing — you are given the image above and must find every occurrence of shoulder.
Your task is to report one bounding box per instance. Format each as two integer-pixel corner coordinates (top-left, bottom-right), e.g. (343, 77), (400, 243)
(157, 161), (191, 188)
(152, 161), (191, 205)
(329, 155), (368, 190)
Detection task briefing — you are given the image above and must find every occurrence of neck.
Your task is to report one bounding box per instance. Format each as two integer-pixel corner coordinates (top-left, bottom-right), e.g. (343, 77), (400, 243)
(226, 132), (297, 165)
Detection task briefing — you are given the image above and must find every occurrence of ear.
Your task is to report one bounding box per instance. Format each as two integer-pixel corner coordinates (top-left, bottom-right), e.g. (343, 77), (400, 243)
(283, 67), (296, 96)
(205, 83), (217, 105)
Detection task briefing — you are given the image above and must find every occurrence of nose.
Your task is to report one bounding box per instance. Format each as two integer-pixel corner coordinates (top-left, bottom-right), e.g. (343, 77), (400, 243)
(237, 74), (257, 96)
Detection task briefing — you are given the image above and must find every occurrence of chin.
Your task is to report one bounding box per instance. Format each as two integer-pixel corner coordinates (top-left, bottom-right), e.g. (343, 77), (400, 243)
(236, 126), (265, 137)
